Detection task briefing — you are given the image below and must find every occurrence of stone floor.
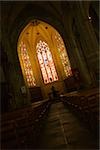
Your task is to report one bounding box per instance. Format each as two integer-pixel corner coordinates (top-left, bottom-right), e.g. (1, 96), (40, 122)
(36, 101), (99, 149)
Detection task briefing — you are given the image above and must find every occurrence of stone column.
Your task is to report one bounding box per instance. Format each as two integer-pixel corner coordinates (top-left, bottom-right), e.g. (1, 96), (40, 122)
(60, 5), (93, 87)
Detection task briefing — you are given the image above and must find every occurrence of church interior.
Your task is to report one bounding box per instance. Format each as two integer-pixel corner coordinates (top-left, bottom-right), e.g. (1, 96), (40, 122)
(0, 1), (99, 149)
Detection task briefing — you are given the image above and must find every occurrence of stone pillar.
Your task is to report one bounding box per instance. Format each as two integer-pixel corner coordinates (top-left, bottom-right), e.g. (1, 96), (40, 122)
(74, 2), (99, 86)
(60, 6), (93, 87)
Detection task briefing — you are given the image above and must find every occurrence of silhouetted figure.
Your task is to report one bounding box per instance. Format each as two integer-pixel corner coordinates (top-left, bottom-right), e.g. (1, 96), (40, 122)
(51, 86), (58, 100)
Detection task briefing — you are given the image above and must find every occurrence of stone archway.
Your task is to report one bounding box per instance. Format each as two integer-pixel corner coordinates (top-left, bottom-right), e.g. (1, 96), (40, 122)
(17, 19), (72, 100)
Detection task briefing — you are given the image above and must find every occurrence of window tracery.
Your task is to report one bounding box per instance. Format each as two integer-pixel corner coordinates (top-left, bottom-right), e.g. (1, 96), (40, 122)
(19, 41), (36, 87)
(55, 32), (72, 77)
(36, 40), (58, 84)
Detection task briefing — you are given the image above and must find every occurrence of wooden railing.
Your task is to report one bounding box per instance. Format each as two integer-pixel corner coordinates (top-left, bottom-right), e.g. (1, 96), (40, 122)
(1, 99), (51, 149)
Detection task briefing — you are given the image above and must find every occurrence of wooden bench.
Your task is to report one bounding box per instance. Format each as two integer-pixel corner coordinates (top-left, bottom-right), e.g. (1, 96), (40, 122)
(1, 99), (51, 149)
(61, 88), (99, 135)
(1, 120), (18, 149)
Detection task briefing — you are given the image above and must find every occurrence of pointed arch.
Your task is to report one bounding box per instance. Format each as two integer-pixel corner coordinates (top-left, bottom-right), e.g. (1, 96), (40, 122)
(17, 19), (72, 87)
(36, 40), (58, 84)
(54, 31), (72, 77)
(19, 41), (36, 87)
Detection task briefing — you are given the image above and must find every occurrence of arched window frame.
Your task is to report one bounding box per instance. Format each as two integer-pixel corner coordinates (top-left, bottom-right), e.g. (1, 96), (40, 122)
(53, 31), (72, 77)
(18, 19), (72, 87)
(19, 41), (36, 87)
(36, 39), (58, 84)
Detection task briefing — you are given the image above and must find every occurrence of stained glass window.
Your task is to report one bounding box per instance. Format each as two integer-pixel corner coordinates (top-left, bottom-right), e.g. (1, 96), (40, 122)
(19, 41), (36, 87)
(36, 40), (58, 84)
(55, 32), (72, 77)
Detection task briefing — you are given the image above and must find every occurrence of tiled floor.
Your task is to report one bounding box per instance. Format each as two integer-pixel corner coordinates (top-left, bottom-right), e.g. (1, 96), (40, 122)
(36, 101), (99, 149)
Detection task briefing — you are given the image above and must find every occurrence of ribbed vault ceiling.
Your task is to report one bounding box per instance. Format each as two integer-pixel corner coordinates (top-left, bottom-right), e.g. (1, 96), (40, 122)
(18, 20), (58, 51)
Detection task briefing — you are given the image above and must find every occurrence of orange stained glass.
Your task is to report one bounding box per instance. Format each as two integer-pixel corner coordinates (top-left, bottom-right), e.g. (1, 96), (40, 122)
(19, 41), (36, 87)
(36, 40), (58, 84)
(55, 32), (72, 77)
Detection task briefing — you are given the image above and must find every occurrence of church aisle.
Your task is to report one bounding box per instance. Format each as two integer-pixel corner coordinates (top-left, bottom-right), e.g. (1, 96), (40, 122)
(36, 101), (98, 149)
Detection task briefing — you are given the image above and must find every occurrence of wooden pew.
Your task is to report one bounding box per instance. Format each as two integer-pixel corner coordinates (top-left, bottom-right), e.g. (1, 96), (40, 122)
(1, 120), (18, 149)
(61, 88), (99, 135)
(1, 99), (51, 149)
(86, 92), (99, 134)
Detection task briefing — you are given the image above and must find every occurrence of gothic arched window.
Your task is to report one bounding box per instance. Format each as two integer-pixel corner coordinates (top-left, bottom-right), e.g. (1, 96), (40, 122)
(19, 41), (36, 87)
(54, 32), (72, 77)
(36, 40), (58, 84)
